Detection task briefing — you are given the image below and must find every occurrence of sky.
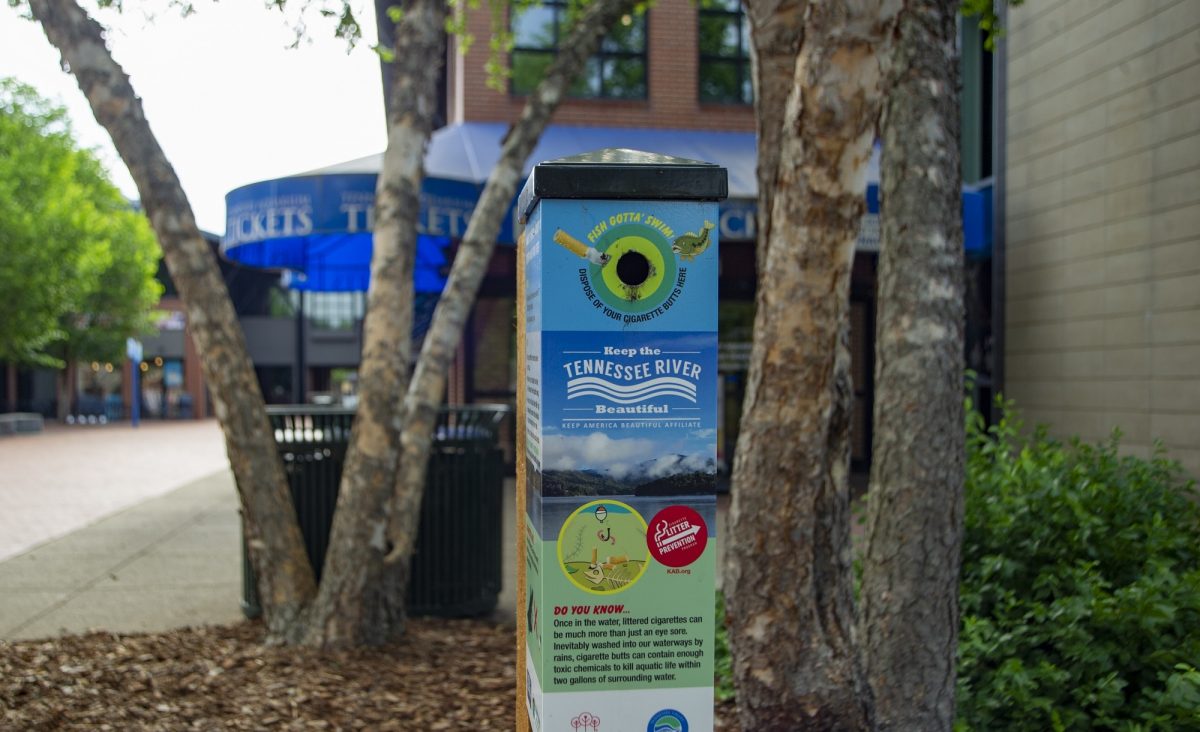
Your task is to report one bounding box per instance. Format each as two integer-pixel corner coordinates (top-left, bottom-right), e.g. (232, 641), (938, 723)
(0, 1), (387, 234)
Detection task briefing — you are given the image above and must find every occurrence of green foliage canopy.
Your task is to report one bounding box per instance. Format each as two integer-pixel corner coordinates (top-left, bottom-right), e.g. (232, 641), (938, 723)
(0, 79), (161, 367)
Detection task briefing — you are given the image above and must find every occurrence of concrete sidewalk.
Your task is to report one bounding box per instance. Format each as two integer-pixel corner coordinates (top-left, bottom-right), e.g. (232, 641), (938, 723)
(0, 420), (229, 562)
(0, 470), (245, 640)
(0, 468), (521, 641)
(0, 401), (734, 642)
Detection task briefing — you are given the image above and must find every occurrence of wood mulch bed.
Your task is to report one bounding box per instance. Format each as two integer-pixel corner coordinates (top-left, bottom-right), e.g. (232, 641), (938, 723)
(1, 620), (741, 730)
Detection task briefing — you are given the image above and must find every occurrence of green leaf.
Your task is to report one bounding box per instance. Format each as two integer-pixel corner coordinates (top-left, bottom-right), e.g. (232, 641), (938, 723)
(371, 44), (396, 63)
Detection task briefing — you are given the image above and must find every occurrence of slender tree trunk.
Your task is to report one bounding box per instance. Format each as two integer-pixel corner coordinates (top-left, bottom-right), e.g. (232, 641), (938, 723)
(303, 0), (447, 649)
(384, 0), (639, 564)
(726, 1), (901, 728)
(858, 1), (965, 729)
(744, 0), (806, 276)
(27, 0), (316, 640)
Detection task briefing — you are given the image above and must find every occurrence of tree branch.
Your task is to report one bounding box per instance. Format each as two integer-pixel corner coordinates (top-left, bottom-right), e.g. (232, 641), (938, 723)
(26, 0), (316, 638)
(384, 0), (640, 563)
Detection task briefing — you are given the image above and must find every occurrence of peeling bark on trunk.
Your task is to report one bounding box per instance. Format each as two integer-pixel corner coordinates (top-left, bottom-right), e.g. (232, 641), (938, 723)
(384, 0), (638, 566)
(303, 0), (447, 649)
(726, 2), (901, 729)
(27, 0), (316, 639)
(858, 1), (965, 729)
(745, 0), (806, 275)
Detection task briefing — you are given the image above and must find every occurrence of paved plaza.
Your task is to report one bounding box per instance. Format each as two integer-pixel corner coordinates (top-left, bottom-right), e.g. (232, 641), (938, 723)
(0, 420), (730, 641)
(0, 470), (245, 640)
(0, 420), (522, 641)
(0, 420), (229, 562)
(0, 421), (241, 639)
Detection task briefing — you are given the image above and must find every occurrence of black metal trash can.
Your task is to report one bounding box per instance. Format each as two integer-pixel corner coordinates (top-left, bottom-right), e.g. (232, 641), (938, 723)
(241, 404), (509, 619)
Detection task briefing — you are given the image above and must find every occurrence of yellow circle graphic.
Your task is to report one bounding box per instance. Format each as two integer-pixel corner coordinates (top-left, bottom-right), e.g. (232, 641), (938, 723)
(557, 499), (649, 595)
(600, 235), (666, 304)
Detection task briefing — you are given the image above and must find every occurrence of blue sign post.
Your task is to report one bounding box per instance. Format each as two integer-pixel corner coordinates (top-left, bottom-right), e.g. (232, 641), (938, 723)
(518, 150), (725, 732)
(126, 338), (142, 428)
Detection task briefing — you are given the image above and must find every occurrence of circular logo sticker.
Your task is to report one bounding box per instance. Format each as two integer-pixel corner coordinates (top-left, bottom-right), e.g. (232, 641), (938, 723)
(558, 499), (649, 594)
(648, 709), (689, 732)
(589, 223), (678, 314)
(647, 506), (707, 568)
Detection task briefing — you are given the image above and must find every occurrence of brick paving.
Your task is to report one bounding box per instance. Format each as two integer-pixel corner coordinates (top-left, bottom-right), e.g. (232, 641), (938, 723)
(0, 420), (229, 562)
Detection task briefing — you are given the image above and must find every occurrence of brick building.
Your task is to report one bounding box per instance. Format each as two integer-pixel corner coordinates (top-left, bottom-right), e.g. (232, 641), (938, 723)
(6, 0), (1004, 482)
(452, 0), (756, 133)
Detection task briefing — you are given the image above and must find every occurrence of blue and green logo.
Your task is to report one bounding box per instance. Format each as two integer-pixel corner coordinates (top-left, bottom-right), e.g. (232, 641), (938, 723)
(647, 709), (688, 732)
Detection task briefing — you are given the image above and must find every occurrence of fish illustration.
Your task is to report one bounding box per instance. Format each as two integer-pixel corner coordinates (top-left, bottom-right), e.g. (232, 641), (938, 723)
(671, 220), (714, 261)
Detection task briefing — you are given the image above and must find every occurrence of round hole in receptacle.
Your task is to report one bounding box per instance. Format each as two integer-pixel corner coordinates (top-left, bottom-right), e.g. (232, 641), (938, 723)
(615, 250), (650, 287)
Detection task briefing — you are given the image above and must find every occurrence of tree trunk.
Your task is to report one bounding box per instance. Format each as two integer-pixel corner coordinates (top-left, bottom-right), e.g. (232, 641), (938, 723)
(744, 0), (806, 276)
(302, 0), (447, 649)
(857, 1), (965, 729)
(27, 0), (316, 640)
(384, 0), (639, 564)
(726, 1), (901, 729)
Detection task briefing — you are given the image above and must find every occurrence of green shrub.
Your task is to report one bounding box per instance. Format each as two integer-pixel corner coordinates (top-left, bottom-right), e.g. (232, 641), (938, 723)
(715, 590), (735, 702)
(957, 399), (1200, 731)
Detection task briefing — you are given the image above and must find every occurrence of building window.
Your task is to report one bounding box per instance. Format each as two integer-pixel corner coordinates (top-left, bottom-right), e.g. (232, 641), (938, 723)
(698, 0), (751, 105)
(510, 2), (647, 100)
(960, 14), (993, 184)
(297, 291), (365, 332)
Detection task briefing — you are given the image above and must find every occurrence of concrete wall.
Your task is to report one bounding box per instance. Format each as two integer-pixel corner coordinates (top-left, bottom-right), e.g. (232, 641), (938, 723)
(242, 317), (364, 368)
(241, 317), (297, 367)
(1005, 0), (1200, 475)
(140, 329), (187, 360)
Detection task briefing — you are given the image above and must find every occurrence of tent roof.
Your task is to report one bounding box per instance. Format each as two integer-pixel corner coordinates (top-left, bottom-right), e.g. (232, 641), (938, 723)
(300, 123), (767, 201)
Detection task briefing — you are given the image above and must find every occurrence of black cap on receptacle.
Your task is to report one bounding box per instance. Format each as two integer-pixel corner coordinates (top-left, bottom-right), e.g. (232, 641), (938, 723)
(517, 148), (728, 224)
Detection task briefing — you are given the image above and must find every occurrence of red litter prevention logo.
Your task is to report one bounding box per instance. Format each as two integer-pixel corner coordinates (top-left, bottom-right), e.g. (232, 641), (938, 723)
(647, 506), (707, 568)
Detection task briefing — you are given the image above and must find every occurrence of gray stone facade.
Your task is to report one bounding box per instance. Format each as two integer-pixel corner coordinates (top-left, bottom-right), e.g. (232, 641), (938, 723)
(1005, 0), (1200, 474)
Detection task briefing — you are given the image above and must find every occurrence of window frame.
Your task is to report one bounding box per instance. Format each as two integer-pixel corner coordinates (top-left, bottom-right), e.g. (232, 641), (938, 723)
(697, 1), (752, 106)
(509, 1), (649, 101)
(299, 291), (365, 332)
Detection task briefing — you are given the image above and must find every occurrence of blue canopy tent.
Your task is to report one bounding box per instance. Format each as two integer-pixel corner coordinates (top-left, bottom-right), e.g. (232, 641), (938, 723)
(221, 124), (989, 405)
(274, 232), (452, 293)
(221, 124), (767, 293)
(222, 123), (990, 292)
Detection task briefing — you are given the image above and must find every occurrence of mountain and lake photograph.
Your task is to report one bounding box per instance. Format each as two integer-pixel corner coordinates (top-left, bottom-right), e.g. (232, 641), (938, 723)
(541, 453), (716, 497)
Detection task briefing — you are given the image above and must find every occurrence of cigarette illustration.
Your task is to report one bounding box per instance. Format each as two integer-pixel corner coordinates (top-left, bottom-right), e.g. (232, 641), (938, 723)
(554, 228), (610, 266)
(604, 554), (629, 568)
